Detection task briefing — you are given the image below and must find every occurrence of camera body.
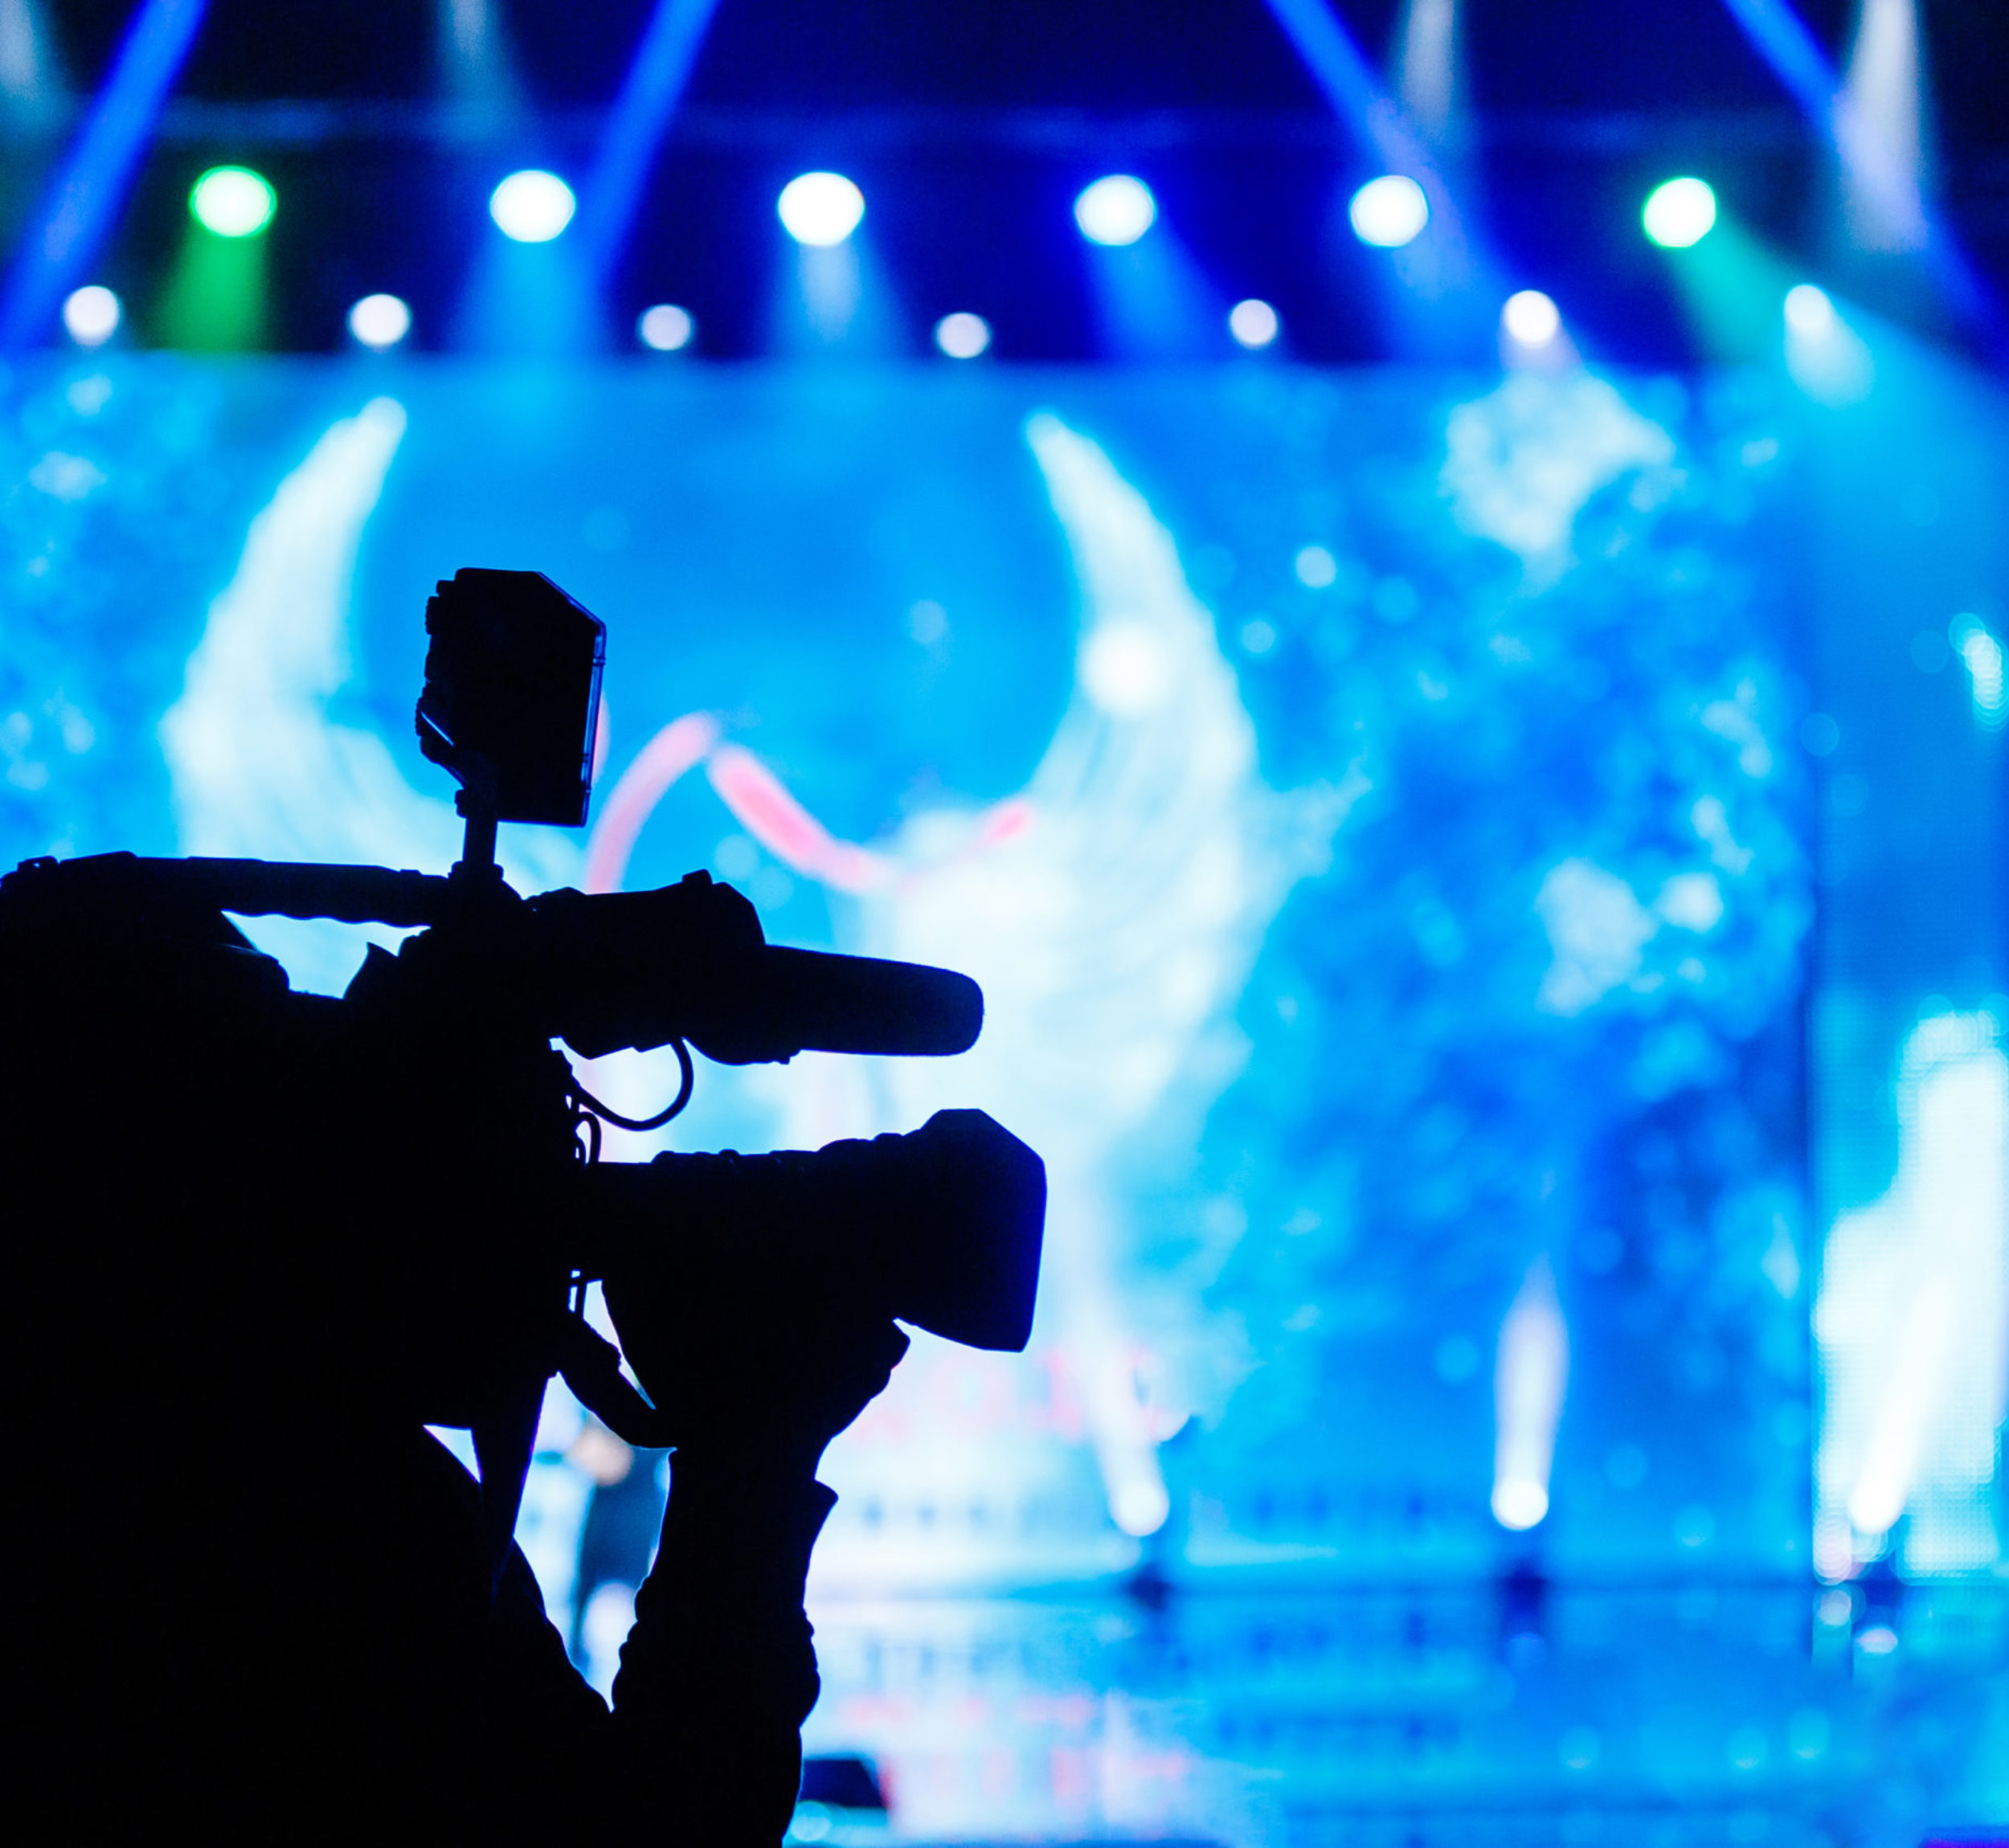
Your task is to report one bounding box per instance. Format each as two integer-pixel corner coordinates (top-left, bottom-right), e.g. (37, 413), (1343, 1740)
(0, 569), (1044, 1562)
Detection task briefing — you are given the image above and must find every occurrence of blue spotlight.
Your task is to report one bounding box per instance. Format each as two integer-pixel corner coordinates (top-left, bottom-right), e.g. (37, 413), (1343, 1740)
(490, 170), (576, 243)
(1074, 176), (1155, 247)
(1349, 174), (1429, 247)
(778, 173), (864, 247)
(1783, 283), (1835, 340)
(577, 0), (722, 284)
(0, 0), (208, 347)
(1718, 0), (1986, 319)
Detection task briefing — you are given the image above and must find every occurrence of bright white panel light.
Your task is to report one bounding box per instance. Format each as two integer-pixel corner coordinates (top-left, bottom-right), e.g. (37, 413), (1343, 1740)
(1074, 174), (1156, 247)
(1228, 299), (1279, 349)
(62, 284), (121, 347)
(778, 172), (865, 247)
(934, 311), (990, 358)
(489, 170), (575, 243)
(637, 304), (694, 351)
(1502, 288), (1561, 347)
(1643, 176), (1717, 249)
(1348, 174), (1430, 248)
(1784, 283), (1836, 339)
(347, 293), (411, 350)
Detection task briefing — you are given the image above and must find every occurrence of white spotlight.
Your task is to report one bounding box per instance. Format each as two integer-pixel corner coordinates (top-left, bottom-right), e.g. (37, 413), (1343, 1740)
(778, 172), (864, 247)
(1493, 1255), (1569, 1533)
(1953, 615), (2008, 729)
(1074, 175), (1156, 247)
(347, 293), (411, 350)
(1502, 289), (1561, 348)
(934, 312), (990, 358)
(1348, 174), (1430, 248)
(489, 170), (575, 243)
(1228, 299), (1279, 350)
(637, 304), (694, 351)
(62, 284), (121, 347)
(1784, 284), (1836, 340)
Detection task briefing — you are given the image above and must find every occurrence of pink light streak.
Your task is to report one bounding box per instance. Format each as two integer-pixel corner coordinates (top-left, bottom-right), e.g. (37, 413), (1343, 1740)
(583, 711), (720, 894)
(706, 742), (897, 895)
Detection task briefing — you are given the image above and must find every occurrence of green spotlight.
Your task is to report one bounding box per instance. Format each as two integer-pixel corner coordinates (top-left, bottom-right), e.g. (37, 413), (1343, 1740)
(1643, 177), (1716, 250)
(190, 166), (276, 239)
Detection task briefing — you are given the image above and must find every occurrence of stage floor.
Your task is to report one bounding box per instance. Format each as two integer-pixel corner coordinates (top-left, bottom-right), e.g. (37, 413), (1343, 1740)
(794, 1579), (2009, 1847)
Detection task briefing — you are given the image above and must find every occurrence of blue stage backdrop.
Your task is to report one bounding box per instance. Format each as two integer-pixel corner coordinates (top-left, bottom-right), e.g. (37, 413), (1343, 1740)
(6, 351), (2007, 1841)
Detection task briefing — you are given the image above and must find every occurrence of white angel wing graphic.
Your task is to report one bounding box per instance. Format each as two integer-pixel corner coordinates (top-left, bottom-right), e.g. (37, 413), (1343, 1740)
(157, 397), (1350, 1577)
(730, 415), (1352, 1568)
(158, 395), (580, 992)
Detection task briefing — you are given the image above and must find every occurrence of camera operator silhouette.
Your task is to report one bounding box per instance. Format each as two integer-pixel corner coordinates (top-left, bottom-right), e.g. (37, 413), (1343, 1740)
(2, 571), (1045, 1844)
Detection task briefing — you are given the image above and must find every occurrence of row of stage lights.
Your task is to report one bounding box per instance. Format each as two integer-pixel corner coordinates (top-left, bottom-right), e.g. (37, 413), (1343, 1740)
(55, 163), (1734, 358)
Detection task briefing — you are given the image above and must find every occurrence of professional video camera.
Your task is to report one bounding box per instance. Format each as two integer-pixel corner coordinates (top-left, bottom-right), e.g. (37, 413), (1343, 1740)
(0, 568), (1044, 1576)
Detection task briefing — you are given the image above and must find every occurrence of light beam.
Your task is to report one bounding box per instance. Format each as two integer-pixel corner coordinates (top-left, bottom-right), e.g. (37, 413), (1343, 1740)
(0, 0), (207, 348)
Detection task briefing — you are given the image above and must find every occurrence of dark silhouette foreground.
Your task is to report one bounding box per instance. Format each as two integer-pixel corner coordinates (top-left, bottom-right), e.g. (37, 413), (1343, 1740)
(3, 884), (1037, 1844)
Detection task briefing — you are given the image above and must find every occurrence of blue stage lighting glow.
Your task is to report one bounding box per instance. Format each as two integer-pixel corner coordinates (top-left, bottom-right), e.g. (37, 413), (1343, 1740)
(1493, 1254), (1569, 1531)
(33, 355), (2009, 1836)
(934, 312), (991, 358)
(777, 172), (864, 247)
(0, 0), (207, 350)
(1502, 289), (1561, 348)
(1228, 299), (1279, 350)
(1952, 615), (2008, 729)
(637, 304), (694, 350)
(346, 293), (411, 350)
(1074, 175), (1156, 247)
(1643, 177), (1717, 249)
(190, 166), (275, 239)
(61, 284), (121, 346)
(1348, 174), (1430, 247)
(577, 0), (723, 286)
(1294, 543), (1337, 587)
(489, 170), (576, 243)
(1783, 283), (1836, 338)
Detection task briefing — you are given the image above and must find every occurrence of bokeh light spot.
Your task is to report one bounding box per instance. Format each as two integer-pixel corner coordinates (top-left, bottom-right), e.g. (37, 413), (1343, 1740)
(489, 170), (575, 243)
(1074, 175), (1156, 247)
(1348, 174), (1430, 247)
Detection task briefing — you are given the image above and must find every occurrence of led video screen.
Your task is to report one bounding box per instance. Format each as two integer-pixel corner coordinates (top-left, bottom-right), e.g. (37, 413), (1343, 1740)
(43, 350), (2008, 1839)
(2, 352), (1814, 1576)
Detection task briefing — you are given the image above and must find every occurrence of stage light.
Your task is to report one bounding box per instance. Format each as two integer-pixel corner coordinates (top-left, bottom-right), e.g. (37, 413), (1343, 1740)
(778, 172), (864, 247)
(61, 284), (121, 346)
(1348, 174), (1429, 247)
(1491, 1478), (1549, 1531)
(190, 166), (276, 239)
(637, 303), (694, 350)
(1502, 288), (1561, 348)
(346, 293), (411, 350)
(1074, 175), (1155, 247)
(1952, 615), (2007, 728)
(0, 0), (207, 349)
(934, 311), (990, 358)
(1228, 299), (1279, 349)
(1643, 177), (1716, 249)
(489, 170), (576, 243)
(1493, 1254), (1568, 1534)
(1783, 283), (1836, 338)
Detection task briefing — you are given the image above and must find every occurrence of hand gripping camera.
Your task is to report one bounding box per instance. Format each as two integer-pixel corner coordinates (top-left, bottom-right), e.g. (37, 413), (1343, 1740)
(0, 569), (1045, 1576)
